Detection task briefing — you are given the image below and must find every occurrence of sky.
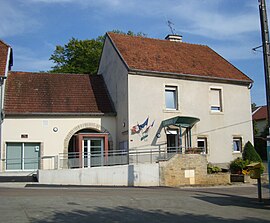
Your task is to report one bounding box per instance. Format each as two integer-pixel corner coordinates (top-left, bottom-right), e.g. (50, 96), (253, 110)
(0, 0), (268, 106)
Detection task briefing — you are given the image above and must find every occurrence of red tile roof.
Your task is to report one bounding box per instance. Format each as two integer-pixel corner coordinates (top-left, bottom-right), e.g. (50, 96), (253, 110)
(253, 106), (267, 121)
(4, 71), (115, 115)
(108, 33), (252, 83)
(0, 40), (10, 76)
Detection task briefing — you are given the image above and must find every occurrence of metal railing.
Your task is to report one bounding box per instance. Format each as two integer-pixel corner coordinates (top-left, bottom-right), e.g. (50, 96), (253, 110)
(1, 157), (40, 171)
(1, 147), (206, 170)
(57, 147), (206, 169)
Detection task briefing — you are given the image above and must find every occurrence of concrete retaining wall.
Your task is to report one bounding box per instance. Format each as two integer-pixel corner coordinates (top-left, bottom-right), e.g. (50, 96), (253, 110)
(38, 163), (159, 186)
(38, 155), (230, 187)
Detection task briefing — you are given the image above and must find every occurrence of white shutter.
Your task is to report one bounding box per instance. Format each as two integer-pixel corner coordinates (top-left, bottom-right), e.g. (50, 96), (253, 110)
(210, 89), (220, 107)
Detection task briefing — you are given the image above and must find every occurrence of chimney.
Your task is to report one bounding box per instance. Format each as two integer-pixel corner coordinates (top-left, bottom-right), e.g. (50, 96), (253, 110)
(165, 34), (182, 42)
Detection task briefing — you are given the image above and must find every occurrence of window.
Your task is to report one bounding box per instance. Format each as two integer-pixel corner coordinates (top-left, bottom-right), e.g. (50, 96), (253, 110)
(165, 86), (178, 110)
(233, 137), (242, 153)
(197, 137), (207, 154)
(6, 142), (40, 170)
(210, 88), (222, 112)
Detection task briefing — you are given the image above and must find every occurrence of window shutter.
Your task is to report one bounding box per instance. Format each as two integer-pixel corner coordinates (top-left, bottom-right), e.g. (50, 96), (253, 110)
(210, 89), (221, 107)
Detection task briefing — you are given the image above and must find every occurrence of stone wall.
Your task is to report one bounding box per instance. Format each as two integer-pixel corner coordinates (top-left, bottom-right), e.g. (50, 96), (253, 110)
(159, 154), (230, 186)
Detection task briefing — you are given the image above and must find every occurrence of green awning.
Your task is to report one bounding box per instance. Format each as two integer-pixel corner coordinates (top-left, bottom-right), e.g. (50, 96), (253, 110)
(162, 116), (200, 128)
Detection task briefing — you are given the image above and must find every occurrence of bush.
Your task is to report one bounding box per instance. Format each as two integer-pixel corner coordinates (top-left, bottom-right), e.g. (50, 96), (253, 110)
(242, 141), (264, 173)
(229, 157), (248, 174)
(242, 141), (262, 163)
(207, 163), (221, 174)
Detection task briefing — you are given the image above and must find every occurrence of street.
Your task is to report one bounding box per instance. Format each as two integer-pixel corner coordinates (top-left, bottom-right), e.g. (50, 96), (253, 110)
(0, 184), (269, 223)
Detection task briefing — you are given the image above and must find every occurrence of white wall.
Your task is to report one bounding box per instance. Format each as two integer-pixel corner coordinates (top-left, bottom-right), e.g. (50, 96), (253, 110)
(38, 163), (159, 186)
(98, 36), (129, 148)
(128, 74), (253, 165)
(1, 116), (116, 170)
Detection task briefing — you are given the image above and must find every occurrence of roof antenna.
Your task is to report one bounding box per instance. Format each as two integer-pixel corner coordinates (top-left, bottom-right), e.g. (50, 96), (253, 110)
(167, 20), (176, 35)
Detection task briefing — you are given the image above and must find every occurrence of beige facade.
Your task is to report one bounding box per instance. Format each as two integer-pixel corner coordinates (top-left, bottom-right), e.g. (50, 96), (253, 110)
(98, 37), (129, 148)
(1, 116), (116, 171)
(128, 74), (253, 165)
(99, 35), (253, 166)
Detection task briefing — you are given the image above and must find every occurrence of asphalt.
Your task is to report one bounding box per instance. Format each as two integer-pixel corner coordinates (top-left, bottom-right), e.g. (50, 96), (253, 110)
(0, 183), (269, 223)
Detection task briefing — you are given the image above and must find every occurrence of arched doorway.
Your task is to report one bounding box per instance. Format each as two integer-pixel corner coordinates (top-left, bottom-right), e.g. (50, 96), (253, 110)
(65, 124), (112, 169)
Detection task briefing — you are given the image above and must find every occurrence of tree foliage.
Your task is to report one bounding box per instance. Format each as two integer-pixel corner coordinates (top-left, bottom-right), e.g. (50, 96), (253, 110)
(49, 30), (146, 74)
(50, 37), (103, 74)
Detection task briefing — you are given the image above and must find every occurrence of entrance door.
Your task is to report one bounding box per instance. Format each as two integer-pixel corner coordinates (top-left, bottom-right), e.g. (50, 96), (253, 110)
(166, 130), (179, 153)
(83, 138), (104, 167)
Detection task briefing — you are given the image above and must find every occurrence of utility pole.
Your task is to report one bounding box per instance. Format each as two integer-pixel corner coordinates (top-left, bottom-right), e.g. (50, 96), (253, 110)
(258, 0), (270, 194)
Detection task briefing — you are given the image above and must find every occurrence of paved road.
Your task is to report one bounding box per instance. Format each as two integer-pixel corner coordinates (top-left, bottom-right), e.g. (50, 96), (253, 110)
(0, 184), (269, 223)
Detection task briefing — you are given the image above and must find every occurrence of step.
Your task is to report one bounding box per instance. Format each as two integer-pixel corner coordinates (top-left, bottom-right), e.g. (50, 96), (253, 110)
(0, 171), (37, 182)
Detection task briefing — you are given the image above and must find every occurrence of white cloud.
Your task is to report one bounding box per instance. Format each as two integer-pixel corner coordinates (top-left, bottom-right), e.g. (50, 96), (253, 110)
(0, 1), (40, 38)
(166, 0), (260, 40)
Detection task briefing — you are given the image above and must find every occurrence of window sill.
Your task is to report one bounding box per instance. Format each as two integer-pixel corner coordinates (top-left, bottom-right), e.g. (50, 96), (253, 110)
(210, 111), (224, 115)
(233, 151), (241, 154)
(163, 109), (180, 113)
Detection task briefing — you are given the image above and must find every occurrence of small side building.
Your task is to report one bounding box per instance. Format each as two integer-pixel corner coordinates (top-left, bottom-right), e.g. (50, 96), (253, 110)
(1, 71), (116, 171)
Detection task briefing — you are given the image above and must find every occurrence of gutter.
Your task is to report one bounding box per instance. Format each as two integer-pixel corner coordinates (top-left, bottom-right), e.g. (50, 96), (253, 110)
(128, 68), (253, 87)
(4, 112), (117, 117)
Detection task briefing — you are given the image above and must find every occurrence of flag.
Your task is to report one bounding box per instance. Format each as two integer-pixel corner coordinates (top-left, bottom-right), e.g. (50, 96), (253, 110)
(141, 134), (148, 141)
(131, 125), (140, 134)
(143, 126), (150, 133)
(138, 117), (149, 130)
(143, 120), (155, 133)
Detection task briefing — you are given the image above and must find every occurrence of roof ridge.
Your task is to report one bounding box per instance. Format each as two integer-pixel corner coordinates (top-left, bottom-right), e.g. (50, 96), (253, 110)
(9, 71), (94, 76)
(107, 32), (208, 47)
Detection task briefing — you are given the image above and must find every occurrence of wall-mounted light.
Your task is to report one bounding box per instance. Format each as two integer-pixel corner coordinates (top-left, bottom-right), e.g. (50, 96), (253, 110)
(156, 133), (161, 138)
(53, 127), (58, 132)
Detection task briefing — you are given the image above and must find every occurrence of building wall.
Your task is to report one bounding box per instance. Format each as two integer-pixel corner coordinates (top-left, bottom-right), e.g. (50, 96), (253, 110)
(98, 37), (129, 149)
(128, 74), (253, 165)
(1, 116), (116, 171)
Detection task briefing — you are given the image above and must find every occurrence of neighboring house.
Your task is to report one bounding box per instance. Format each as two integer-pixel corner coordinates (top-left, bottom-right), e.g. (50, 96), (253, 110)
(0, 33), (254, 172)
(252, 105), (267, 136)
(98, 32), (253, 167)
(0, 40), (13, 121)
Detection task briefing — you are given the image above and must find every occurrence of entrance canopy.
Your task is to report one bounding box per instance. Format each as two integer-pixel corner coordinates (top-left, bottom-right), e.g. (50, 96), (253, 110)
(162, 116), (200, 128)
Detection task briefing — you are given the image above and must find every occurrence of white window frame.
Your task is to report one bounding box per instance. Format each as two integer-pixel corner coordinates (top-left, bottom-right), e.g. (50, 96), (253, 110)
(233, 137), (242, 153)
(197, 137), (208, 154)
(210, 87), (223, 112)
(165, 85), (178, 110)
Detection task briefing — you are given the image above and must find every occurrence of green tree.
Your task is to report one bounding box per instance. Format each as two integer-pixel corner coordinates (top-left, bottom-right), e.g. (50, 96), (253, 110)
(50, 37), (103, 74)
(49, 30), (146, 74)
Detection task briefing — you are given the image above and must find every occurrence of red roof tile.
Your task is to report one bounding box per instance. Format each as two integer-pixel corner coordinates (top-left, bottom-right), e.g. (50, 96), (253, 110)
(253, 106), (267, 121)
(108, 33), (252, 83)
(4, 71), (115, 115)
(0, 40), (10, 76)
